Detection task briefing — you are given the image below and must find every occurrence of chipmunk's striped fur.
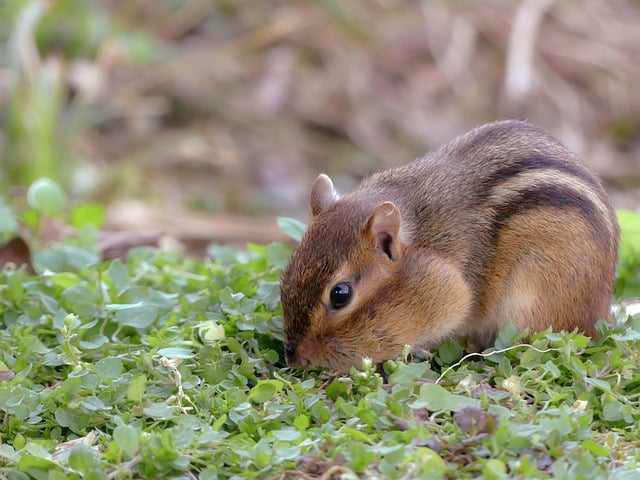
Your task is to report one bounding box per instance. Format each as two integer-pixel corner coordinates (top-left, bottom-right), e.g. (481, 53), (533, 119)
(280, 120), (619, 372)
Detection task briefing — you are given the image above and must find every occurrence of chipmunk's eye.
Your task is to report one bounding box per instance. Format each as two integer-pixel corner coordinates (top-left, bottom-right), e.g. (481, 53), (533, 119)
(330, 282), (352, 309)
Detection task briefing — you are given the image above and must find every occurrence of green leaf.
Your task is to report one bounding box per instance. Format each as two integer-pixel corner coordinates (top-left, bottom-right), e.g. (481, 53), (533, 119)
(276, 217), (306, 242)
(0, 444), (20, 463)
(27, 178), (66, 215)
(83, 471), (108, 480)
(255, 281), (280, 310)
(157, 347), (195, 359)
(36, 291), (60, 313)
(33, 245), (100, 273)
(616, 209), (640, 298)
(61, 284), (99, 318)
(602, 400), (624, 423)
(95, 357), (123, 379)
(494, 321), (523, 349)
(15, 434), (26, 450)
(22, 208), (40, 230)
(68, 443), (96, 473)
(18, 455), (62, 480)
(207, 244), (241, 264)
(437, 339), (463, 363)
(48, 471), (68, 480)
(387, 361), (431, 387)
(48, 272), (81, 290)
(113, 304), (158, 328)
(113, 425), (139, 458)
(127, 374), (147, 402)
(611, 328), (640, 341)
(342, 427), (372, 443)
(79, 335), (109, 350)
(483, 458), (507, 479)
(415, 447), (446, 479)
(248, 380), (283, 403)
(348, 442), (375, 474)
(580, 439), (610, 457)
(69, 203), (105, 228)
(294, 415), (309, 431)
(7, 271), (26, 303)
(107, 260), (130, 292)
(617, 209), (640, 263)
(142, 403), (175, 420)
(198, 321), (225, 342)
(219, 287), (257, 315)
(82, 396), (108, 411)
(415, 383), (480, 411)
(583, 377), (611, 392)
(54, 408), (74, 428)
(270, 428), (300, 442)
(0, 200), (19, 245)
(265, 242), (292, 269)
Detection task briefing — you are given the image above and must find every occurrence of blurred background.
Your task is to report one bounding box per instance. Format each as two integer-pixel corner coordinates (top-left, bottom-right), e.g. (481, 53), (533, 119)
(1, 0), (639, 251)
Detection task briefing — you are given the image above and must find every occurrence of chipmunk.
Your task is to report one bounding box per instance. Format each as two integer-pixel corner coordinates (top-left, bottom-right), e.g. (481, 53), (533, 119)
(280, 120), (619, 372)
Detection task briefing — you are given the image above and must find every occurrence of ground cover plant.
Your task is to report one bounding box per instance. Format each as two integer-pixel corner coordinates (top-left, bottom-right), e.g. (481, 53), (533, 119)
(0, 182), (639, 479)
(2, 2), (640, 478)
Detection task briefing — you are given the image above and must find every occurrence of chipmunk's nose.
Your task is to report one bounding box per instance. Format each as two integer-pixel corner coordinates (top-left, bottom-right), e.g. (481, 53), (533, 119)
(284, 340), (310, 367)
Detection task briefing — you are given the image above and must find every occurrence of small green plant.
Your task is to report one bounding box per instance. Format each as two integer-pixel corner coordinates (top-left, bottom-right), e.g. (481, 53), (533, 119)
(2, 1), (69, 192)
(0, 0), (124, 194)
(616, 209), (640, 299)
(0, 177), (104, 273)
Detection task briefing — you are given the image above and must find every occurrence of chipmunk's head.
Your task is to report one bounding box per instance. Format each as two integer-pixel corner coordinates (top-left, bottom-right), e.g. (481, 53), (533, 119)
(280, 174), (413, 372)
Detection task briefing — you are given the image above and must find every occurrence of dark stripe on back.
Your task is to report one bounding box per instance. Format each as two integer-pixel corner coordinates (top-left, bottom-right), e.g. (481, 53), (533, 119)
(489, 184), (604, 242)
(477, 156), (600, 202)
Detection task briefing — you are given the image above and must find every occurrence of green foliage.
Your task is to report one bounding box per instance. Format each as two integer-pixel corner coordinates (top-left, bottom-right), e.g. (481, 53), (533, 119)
(0, 241), (288, 478)
(0, 178), (104, 272)
(0, 206), (638, 478)
(1, 1), (69, 191)
(616, 209), (640, 299)
(276, 217), (307, 242)
(0, 0), (152, 193)
(0, 200), (20, 245)
(27, 178), (67, 216)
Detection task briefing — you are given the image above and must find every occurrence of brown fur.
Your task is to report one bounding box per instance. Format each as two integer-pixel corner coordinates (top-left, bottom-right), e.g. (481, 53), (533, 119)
(280, 120), (620, 372)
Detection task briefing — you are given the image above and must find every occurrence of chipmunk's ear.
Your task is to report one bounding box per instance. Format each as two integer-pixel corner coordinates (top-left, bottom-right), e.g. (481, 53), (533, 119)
(310, 174), (338, 216)
(368, 201), (404, 261)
